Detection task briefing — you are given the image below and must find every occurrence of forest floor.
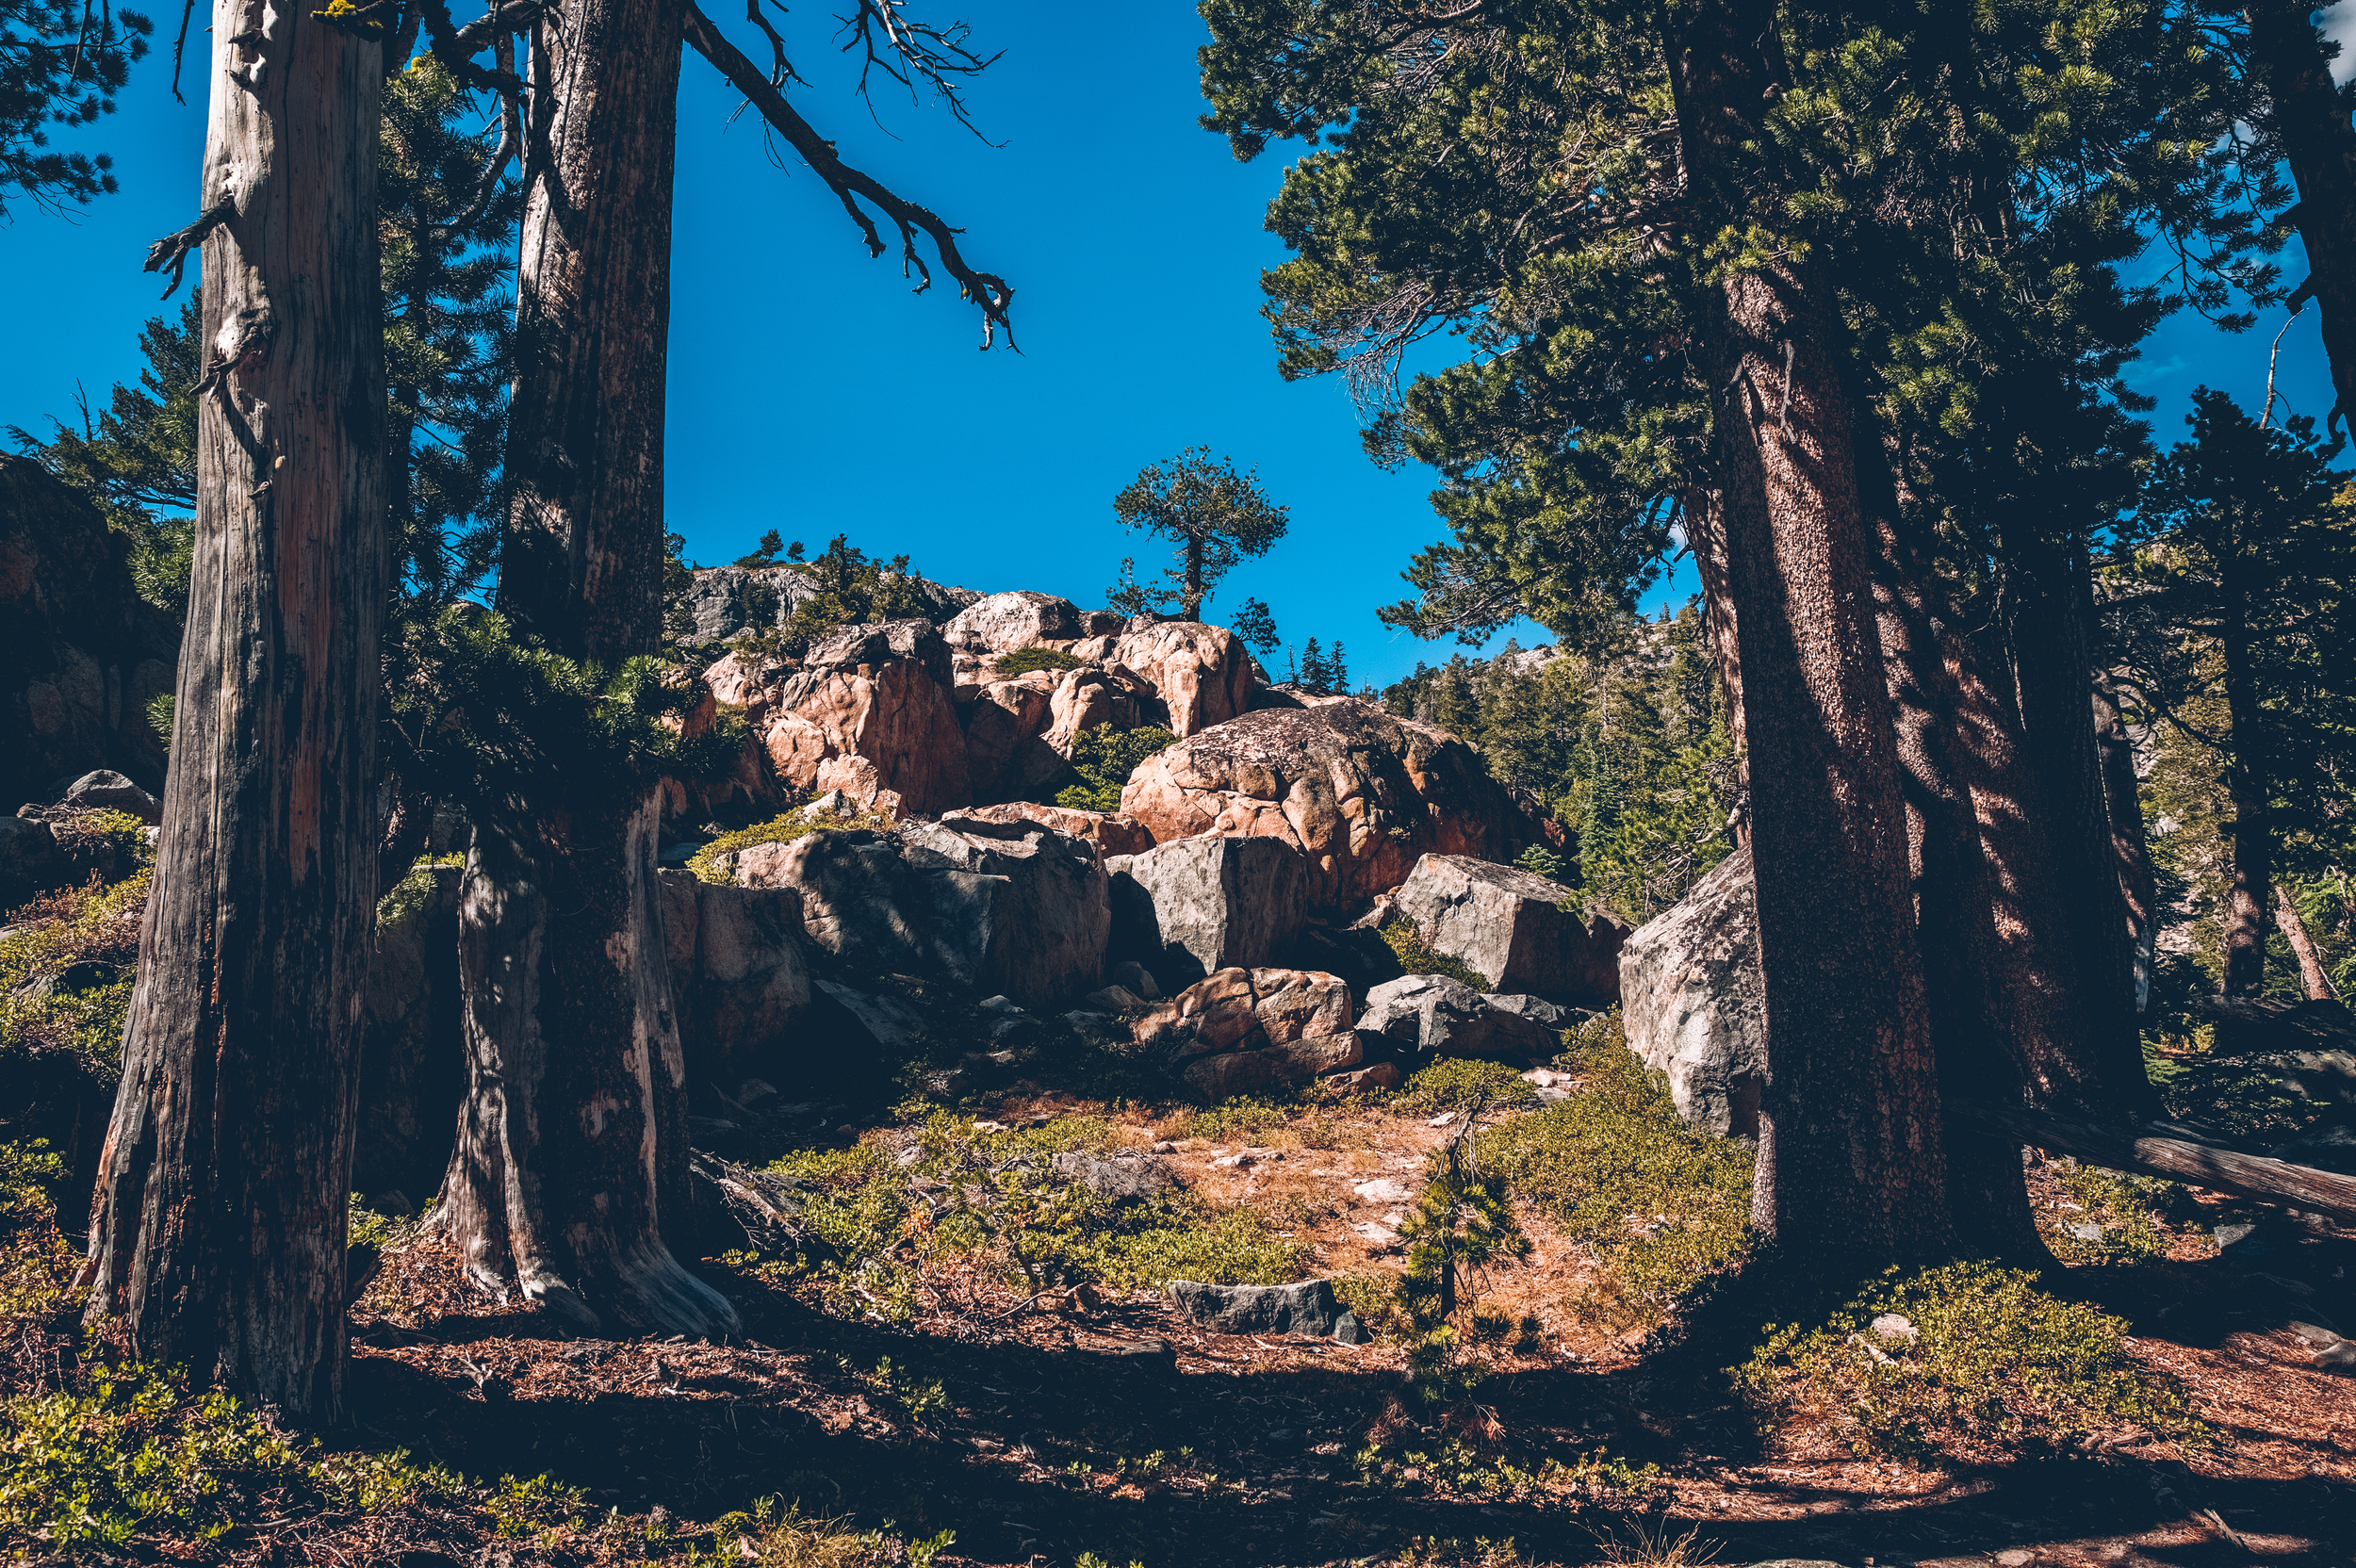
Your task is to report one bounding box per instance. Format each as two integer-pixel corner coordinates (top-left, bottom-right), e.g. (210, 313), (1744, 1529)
(311, 1083), (2356, 1568)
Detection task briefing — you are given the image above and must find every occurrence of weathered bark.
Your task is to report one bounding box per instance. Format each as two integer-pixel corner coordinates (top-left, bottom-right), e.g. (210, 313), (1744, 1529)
(1668, 0), (1950, 1267)
(2004, 536), (2155, 1112)
(84, 2), (384, 1425)
(2275, 883), (2340, 1001)
(442, 0), (736, 1337)
(2248, 0), (2356, 433)
(2091, 667), (2158, 1014)
(1680, 483), (1748, 849)
(1948, 1100), (2356, 1229)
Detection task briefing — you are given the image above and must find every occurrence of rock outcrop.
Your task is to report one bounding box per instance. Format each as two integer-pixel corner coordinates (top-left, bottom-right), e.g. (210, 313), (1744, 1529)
(1106, 836), (1308, 986)
(657, 871), (813, 1085)
(732, 820), (1108, 1008)
(1119, 698), (1533, 909)
(0, 457), (180, 809)
(1132, 966), (1362, 1099)
(1169, 1278), (1353, 1338)
(1391, 853), (1628, 1003)
(679, 563), (976, 645)
(1070, 621), (1254, 738)
(760, 620), (970, 816)
(1356, 973), (1556, 1065)
(943, 802), (1153, 857)
(943, 590), (1085, 652)
(1615, 846), (1763, 1137)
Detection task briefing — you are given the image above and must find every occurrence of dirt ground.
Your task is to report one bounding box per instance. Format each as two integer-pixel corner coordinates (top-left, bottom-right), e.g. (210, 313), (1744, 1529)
(328, 1086), (2356, 1568)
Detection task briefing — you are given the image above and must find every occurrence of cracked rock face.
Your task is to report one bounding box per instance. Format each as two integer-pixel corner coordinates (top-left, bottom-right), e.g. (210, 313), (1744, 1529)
(1105, 835), (1309, 987)
(760, 621), (969, 817)
(1391, 853), (1628, 1004)
(1131, 965), (1362, 1099)
(943, 590), (1086, 652)
(1615, 844), (1765, 1138)
(1357, 972), (1556, 1065)
(1117, 698), (1533, 909)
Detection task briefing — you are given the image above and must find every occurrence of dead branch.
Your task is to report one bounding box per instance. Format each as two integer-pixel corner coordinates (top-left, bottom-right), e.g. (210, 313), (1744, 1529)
(682, 1), (1014, 350)
(142, 201), (235, 299)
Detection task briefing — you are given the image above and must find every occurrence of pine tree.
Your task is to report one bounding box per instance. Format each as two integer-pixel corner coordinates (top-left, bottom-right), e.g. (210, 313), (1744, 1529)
(0, 0), (150, 217)
(1109, 448), (1289, 619)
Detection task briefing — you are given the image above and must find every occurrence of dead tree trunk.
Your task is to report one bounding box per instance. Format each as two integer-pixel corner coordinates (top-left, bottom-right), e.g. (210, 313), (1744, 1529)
(2248, 0), (2356, 434)
(84, 1), (384, 1425)
(438, 0), (735, 1338)
(2275, 884), (2339, 1001)
(1668, 0), (1951, 1268)
(2217, 547), (2274, 998)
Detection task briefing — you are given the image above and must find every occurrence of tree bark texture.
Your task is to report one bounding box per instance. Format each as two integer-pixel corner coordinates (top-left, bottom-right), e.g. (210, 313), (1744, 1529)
(2217, 541), (2273, 997)
(2091, 667), (2158, 1014)
(1669, 0), (1951, 1267)
(2249, 0), (2356, 433)
(443, 0), (735, 1337)
(2275, 883), (2339, 1001)
(1680, 483), (1749, 848)
(2003, 537), (2154, 1112)
(84, 1), (384, 1425)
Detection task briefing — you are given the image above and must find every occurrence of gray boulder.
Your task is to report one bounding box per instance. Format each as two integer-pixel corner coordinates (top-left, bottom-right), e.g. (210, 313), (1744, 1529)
(1106, 836), (1308, 986)
(1050, 1150), (1175, 1201)
(1169, 1278), (1347, 1337)
(1489, 992), (1581, 1030)
(1358, 973), (1554, 1065)
(0, 814), (64, 912)
(738, 820), (1109, 1008)
(63, 769), (161, 824)
(1616, 845), (1764, 1137)
(1131, 966), (1362, 1098)
(943, 590), (1085, 652)
(1391, 853), (1628, 1003)
(657, 869), (813, 1083)
(814, 978), (927, 1054)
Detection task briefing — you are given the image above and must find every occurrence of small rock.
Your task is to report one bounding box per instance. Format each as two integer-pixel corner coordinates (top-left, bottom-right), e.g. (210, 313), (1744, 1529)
(1211, 1153), (1256, 1169)
(1108, 959), (1163, 1001)
(1085, 984), (1145, 1012)
(978, 995), (1025, 1016)
(1870, 1313), (1918, 1342)
(1169, 1278), (1348, 1337)
(1352, 1178), (1413, 1203)
(2062, 1222), (2104, 1242)
(2288, 1320), (2342, 1345)
(2317, 1340), (2356, 1373)
(1049, 1151), (1174, 1202)
(2213, 1222), (2256, 1249)
(1322, 1062), (1403, 1095)
(1995, 1551), (2037, 1568)
(1332, 1311), (1367, 1345)
(1351, 1222), (1400, 1249)
(64, 769), (161, 824)
(972, 1120), (1006, 1134)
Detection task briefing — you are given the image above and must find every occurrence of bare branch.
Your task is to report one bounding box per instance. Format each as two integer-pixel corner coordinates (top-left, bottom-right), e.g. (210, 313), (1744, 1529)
(429, 29), (524, 242)
(142, 201), (234, 299)
(834, 0), (1002, 139)
(683, 1), (1014, 349)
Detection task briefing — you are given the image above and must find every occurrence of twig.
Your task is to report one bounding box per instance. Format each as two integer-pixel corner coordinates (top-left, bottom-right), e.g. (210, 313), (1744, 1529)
(142, 201), (235, 299)
(682, 1), (1015, 349)
(2261, 302), (2305, 431)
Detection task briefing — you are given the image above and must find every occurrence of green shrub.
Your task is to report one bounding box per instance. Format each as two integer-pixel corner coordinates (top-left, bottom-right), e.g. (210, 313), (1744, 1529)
(2037, 1161), (2189, 1266)
(1166, 1096), (1295, 1144)
(1, 869), (151, 1080)
(0, 1364), (455, 1549)
(1377, 918), (1489, 991)
(1734, 1260), (2204, 1461)
(1481, 1012), (1751, 1329)
(1052, 725), (1175, 814)
(1398, 1058), (1538, 1116)
(993, 645), (1084, 677)
(693, 1495), (952, 1568)
(1094, 1207), (1312, 1291)
(146, 694), (176, 754)
(1513, 843), (1565, 882)
(686, 802), (894, 886)
(0, 1140), (78, 1323)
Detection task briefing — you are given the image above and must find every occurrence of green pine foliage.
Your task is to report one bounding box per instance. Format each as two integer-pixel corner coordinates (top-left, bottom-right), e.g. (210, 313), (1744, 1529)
(1053, 725), (1176, 814)
(1107, 448), (1289, 619)
(994, 645), (1085, 677)
(1735, 1262), (2203, 1462)
(1229, 596), (1281, 657)
(777, 533), (941, 656)
(1396, 1107), (1532, 1408)
(0, 0), (151, 217)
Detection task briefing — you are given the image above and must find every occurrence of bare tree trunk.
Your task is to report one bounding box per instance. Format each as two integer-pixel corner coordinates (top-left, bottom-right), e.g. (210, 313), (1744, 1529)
(440, 0), (735, 1337)
(1669, 0), (1950, 1269)
(1680, 483), (1748, 850)
(85, 1), (384, 1425)
(2275, 883), (2338, 1000)
(2091, 667), (2158, 1015)
(2248, 0), (2356, 433)
(2004, 536), (2154, 1112)
(2218, 574), (2273, 998)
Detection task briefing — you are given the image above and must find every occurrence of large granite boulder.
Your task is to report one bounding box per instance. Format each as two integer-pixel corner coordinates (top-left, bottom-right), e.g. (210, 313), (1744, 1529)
(657, 870), (813, 1085)
(1119, 698), (1534, 909)
(63, 769), (161, 825)
(957, 675), (1063, 802)
(1106, 836), (1308, 986)
(1392, 853), (1628, 1004)
(1, 456), (180, 808)
(1070, 621), (1254, 739)
(1132, 966), (1362, 1099)
(943, 590), (1085, 652)
(1356, 973), (1555, 1065)
(760, 619), (969, 816)
(1616, 846), (1763, 1137)
(731, 820), (1109, 1008)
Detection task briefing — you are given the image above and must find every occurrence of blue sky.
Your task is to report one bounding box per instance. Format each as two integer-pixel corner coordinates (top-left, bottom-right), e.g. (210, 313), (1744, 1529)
(4, 3), (2347, 687)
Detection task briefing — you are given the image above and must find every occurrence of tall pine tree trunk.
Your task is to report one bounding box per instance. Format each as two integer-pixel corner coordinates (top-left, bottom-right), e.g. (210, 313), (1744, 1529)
(1680, 483), (1749, 849)
(2217, 560), (2273, 997)
(2249, 0), (2356, 433)
(2091, 667), (2158, 1015)
(438, 0), (735, 1337)
(85, 1), (384, 1424)
(1669, 0), (1950, 1268)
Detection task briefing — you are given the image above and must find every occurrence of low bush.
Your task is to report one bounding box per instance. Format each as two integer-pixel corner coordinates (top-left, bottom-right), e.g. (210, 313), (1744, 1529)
(2036, 1160), (2192, 1266)
(1377, 918), (1489, 991)
(1165, 1096), (1295, 1145)
(747, 1113), (1308, 1318)
(1481, 1012), (1751, 1330)
(686, 803), (894, 886)
(696, 1495), (953, 1568)
(1052, 725), (1175, 814)
(993, 645), (1084, 677)
(1, 869), (151, 1081)
(1734, 1260), (2204, 1462)
(1398, 1058), (1537, 1116)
